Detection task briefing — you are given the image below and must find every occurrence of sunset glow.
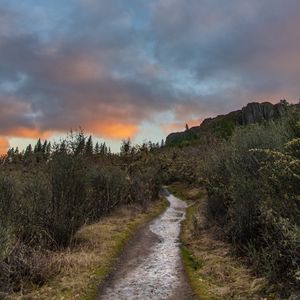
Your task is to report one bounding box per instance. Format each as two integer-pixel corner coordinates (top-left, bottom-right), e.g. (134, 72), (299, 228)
(0, 0), (300, 152)
(87, 122), (139, 140)
(4, 128), (52, 140)
(0, 138), (9, 155)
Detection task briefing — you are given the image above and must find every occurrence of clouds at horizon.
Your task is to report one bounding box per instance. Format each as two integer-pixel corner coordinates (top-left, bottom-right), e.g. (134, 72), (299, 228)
(0, 0), (300, 152)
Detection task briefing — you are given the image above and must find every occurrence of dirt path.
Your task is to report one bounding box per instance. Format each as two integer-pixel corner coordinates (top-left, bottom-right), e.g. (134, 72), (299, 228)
(98, 190), (196, 300)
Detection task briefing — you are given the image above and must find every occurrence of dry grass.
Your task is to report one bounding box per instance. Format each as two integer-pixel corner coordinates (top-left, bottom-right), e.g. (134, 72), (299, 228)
(169, 183), (269, 300)
(7, 199), (167, 300)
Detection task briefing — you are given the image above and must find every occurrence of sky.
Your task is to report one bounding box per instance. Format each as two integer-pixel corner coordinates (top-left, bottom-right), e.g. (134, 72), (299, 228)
(0, 0), (300, 153)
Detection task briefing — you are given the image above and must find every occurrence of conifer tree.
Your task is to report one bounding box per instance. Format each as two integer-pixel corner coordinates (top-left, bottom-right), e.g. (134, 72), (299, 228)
(6, 148), (14, 162)
(42, 140), (48, 153)
(85, 135), (93, 156)
(34, 139), (43, 153)
(75, 132), (85, 155)
(94, 142), (100, 154)
(25, 144), (32, 155)
(45, 142), (51, 158)
(100, 142), (107, 155)
(24, 144), (33, 162)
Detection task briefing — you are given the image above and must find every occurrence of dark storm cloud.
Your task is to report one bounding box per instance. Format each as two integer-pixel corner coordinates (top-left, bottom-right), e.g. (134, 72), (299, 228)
(0, 0), (300, 144)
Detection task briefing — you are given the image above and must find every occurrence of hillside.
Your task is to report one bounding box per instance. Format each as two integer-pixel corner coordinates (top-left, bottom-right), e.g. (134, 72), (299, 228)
(166, 101), (288, 146)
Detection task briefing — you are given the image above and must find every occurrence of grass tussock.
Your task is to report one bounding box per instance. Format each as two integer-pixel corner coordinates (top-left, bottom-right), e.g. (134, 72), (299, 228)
(6, 199), (167, 300)
(169, 183), (268, 300)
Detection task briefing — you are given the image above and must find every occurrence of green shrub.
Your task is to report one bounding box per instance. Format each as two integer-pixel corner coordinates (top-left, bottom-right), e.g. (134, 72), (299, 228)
(0, 132), (163, 295)
(202, 117), (300, 291)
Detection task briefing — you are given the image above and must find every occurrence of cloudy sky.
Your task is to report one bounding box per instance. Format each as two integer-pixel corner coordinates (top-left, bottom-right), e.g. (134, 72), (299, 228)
(0, 0), (300, 152)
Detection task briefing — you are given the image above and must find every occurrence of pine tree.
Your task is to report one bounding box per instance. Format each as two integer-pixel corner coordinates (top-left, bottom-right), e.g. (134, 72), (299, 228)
(42, 140), (48, 153)
(25, 144), (32, 155)
(75, 132), (85, 155)
(94, 142), (100, 154)
(24, 144), (33, 161)
(34, 139), (43, 153)
(6, 148), (14, 162)
(85, 135), (93, 156)
(100, 142), (107, 155)
(45, 142), (51, 158)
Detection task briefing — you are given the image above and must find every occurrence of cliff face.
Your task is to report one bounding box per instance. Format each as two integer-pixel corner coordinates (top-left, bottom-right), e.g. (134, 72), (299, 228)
(240, 102), (286, 125)
(166, 101), (288, 146)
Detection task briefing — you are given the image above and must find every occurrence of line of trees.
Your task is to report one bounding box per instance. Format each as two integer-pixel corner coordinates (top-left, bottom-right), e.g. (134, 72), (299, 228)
(4, 135), (112, 165)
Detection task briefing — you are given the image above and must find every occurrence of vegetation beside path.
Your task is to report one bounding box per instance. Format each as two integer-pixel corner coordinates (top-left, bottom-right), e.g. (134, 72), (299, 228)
(169, 183), (269, 300)
(6, 199), (167, 300)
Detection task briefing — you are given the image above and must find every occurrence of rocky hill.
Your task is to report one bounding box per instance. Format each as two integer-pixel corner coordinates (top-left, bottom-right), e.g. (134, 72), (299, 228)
(166, 101), (288, 146)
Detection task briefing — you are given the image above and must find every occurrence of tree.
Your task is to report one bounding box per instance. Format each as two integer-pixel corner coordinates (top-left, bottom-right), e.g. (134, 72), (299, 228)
(85, 135), (93, 156)
(25, 144), (32, 155)
(42, 140), (48, 153)
(94, 142), (100, 155)
(24, 144), (33, 162)
(100, 142), (108, 155)
(34, 139), (43, 153)
(45, 142), (51, 158)
(120, 139), (131, 155)
(6, 148), (15, 162)
(74, 132), (85, 155)
(185, 123), (189, 131)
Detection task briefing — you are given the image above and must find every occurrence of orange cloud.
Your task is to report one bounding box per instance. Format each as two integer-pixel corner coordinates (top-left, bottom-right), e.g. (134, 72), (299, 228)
(0, 120), (137, 142)
(0, 138), (9, 155)
(5, 127), (52, 139)
(87, 121), (139, 139)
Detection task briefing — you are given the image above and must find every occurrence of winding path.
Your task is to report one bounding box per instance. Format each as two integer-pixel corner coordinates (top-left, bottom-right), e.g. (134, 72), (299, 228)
(98, 190), (195, 300)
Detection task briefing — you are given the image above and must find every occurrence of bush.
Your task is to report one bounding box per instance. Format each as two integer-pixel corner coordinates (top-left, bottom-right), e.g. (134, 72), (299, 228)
(202, 116), (300, 291)
(0, 132), (162, 295)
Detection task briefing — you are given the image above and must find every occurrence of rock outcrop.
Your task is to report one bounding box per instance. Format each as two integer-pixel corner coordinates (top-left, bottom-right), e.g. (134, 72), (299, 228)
(166, 101), (288, 146)
(240, 102), (286, 125)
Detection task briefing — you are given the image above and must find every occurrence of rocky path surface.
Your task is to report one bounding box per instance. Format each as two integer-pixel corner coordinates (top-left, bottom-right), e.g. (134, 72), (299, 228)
(98, 190), (195, 300)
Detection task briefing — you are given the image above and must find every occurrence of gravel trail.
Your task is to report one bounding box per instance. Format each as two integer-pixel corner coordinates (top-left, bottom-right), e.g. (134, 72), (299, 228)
(98, 190), (195, 300)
